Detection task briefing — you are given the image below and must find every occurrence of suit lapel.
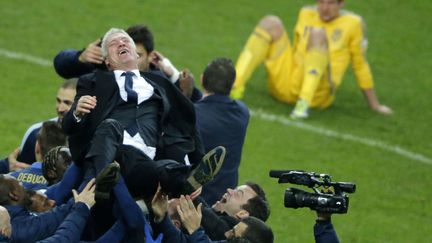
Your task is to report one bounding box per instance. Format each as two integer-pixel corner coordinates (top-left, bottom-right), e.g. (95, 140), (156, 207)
(94, 70), (120, 121)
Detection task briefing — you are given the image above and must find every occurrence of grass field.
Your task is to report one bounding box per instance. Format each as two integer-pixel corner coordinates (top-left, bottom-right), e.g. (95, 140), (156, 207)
(1, 0), (431, 242)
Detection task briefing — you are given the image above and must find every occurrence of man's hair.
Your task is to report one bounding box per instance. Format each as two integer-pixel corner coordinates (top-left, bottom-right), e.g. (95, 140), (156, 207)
(101, 28), (136, 58)
(202, 57), (236, 95)
(126, 25), (155, 53)
(241, 181), (270, 221)
(0, 175), (12, 205)
(60, 78), (77, 90)
(37, 121), (67, 158)
(239, 216), (274, 243)
(42, 146), (72, 185)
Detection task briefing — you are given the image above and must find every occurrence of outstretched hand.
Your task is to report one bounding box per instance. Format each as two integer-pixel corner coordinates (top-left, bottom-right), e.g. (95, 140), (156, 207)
(73, 178), (96, 209)
(8, 147), (30, 171)
(151, 184), (168, 223)
(177, 195), (202, 235)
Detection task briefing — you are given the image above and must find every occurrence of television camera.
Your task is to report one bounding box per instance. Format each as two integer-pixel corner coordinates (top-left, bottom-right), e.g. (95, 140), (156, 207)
(269, 170), (356, 214)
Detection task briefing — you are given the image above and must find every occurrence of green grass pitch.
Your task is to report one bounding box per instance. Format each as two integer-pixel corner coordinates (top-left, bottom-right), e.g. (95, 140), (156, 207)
(1, 0), (431, 242)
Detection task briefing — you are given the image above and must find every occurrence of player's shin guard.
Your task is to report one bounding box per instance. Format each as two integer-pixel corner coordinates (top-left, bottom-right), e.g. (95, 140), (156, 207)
(231, 27), (271, 99)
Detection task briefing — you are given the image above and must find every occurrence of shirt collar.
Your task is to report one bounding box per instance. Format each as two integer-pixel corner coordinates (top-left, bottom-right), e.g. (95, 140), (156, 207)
(113, 69), (140, 80)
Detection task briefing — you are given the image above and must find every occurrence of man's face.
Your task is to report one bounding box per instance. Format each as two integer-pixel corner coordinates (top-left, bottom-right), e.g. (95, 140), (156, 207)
(224, 222), (248, 239)
(136, 43), (151, 72)
(216, 185), (257, 217)
(56, 87), (76, 123)
(105, 32), (138, 70)
(317, 0), (343, 22)
(5, 176), (30, 206)
(29, 191), (56, 213)
(167, 198), (181, 220)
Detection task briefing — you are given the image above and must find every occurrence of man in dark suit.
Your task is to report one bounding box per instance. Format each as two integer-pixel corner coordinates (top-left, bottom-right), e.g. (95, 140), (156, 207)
(62, 28), (225, 200)
(194, 58), (250, 206)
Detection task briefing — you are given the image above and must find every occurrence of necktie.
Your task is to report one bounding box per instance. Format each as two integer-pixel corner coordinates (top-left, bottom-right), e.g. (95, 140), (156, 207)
(121, 71), (138, 104)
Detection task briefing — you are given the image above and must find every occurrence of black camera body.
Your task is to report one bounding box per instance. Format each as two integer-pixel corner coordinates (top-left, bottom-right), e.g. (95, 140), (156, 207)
(270, 170), (356, 214)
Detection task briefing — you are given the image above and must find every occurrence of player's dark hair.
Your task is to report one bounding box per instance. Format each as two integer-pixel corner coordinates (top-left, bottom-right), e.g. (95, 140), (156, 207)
(202, 57), (236, 95)
(241, 182), (270, 221)
(126, 25), (154, 53)
(37, 121), (67, 158)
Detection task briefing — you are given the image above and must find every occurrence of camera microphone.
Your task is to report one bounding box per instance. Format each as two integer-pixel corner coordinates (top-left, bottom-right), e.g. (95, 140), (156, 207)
(269, 170), (304, 179)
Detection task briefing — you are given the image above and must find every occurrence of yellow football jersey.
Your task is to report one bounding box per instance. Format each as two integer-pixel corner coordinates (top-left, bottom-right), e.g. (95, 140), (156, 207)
(234, 5), (375, 107)
(293, 6), (374, 96)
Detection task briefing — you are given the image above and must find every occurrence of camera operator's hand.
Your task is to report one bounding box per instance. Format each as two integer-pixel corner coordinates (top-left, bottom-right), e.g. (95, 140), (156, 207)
(316, 212), (332, 221)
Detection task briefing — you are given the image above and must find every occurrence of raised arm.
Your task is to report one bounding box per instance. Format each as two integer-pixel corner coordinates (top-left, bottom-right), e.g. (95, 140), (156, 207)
(53, 39), (105, 79)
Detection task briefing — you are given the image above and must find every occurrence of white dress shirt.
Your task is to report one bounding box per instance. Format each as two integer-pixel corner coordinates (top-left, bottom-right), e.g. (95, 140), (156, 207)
(113, 70), (156, 159)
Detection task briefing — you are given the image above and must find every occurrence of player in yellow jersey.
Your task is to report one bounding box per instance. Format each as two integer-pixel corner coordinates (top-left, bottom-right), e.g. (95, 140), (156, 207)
(231, 0), (393, 118)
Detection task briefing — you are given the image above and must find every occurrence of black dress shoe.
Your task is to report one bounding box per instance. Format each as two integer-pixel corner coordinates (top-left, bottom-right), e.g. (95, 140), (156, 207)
(95, 161), (120, 203)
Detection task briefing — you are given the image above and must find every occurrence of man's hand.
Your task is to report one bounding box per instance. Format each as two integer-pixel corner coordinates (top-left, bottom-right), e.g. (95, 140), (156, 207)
(177, 195), (202, 235)
(73, 178), (96, 209)
(189, 186), (202, 201)
(74, 95), (97, 118)
(78, 39), (104, 65)
(179, 69), (195, 99)
(362, 88), (393, 115)
(316, 212), (332, 221)
(151, 185), (168, 223)
(150, 51), (175, 77)
(8, 148), (30, 171)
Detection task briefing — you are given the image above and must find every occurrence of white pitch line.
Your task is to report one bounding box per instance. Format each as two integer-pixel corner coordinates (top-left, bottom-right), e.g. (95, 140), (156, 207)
(0, 48), (52, 67)
(1, 48), (430, 165)
(250, 109), (432, 165)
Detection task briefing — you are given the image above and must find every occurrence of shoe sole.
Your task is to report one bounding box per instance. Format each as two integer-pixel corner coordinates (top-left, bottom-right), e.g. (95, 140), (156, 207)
(186, 146), (226, 190)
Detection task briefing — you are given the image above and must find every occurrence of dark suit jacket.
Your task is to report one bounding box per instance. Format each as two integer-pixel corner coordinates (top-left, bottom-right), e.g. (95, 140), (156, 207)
(62, 70), (203, 165)
(194, 94), (250, 205)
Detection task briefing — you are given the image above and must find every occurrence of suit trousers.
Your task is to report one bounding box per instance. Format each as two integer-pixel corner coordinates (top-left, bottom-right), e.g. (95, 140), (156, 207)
(83, 118), (191, 198)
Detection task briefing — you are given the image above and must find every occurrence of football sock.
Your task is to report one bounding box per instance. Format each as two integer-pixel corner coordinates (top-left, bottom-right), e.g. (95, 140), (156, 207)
(299, 49), (328, 105)
(231, 27), (271, 99)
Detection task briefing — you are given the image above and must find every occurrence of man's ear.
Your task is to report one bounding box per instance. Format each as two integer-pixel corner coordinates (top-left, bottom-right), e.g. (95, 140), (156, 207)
(8, 190), (19, 202)
(35, 141), (40, 155)
(105, 59), (110, 69)
(46, 170), (57, 181)
(172, 219), (182, 229)
(235, 209), (250, 220)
